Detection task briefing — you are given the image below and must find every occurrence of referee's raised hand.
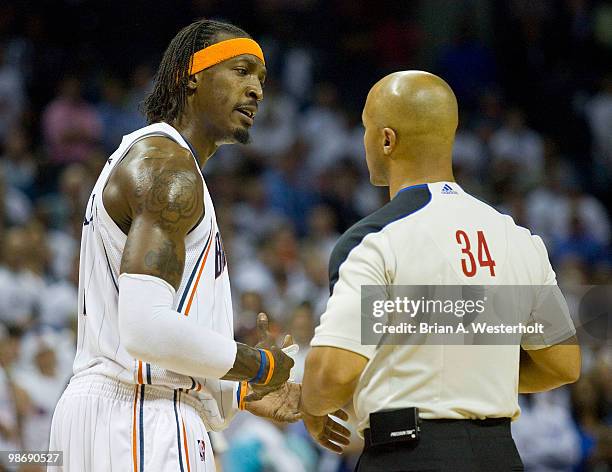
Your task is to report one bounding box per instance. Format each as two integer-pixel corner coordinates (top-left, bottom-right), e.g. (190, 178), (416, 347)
(245, 312), (295, 401)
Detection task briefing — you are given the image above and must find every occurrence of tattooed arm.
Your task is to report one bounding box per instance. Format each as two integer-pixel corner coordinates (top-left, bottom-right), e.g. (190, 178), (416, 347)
(109, 138), (292, 385)
(118, 142), (202, 289)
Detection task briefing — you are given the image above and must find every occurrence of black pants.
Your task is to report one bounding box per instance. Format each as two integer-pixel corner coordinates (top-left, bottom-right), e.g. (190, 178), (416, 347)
(356, 418), (524, 472)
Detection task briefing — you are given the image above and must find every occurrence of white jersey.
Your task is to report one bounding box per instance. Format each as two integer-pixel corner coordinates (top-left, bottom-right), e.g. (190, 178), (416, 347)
(72, 122), (235, 429)
(311, 181), (576, 434)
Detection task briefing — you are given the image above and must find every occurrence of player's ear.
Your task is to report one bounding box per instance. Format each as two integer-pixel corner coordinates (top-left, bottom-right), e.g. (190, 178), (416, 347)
(186, 72), (200, 93)
(382, 127), (397, 156)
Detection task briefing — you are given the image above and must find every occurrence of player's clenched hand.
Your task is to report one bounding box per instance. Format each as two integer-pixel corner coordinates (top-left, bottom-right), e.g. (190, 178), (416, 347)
(302, 409), (351, 454)
(244, 382), (302, 423)
(245, 313), (295, 401)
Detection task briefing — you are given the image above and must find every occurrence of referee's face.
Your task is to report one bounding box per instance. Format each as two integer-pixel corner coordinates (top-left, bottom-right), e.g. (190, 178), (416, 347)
(362, 105), (388, 186)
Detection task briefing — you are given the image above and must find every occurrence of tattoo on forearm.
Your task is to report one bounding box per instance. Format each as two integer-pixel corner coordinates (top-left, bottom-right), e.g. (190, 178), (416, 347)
(144, 239), (183, 285)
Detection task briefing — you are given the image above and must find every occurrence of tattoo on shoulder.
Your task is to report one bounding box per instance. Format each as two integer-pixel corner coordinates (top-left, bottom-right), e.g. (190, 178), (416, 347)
(144, 239), (183, 285)
(137, 169), (201, 232)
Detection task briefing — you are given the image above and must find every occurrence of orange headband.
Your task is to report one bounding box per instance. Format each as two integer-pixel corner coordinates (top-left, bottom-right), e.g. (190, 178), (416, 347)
(189, 38), (265, 75)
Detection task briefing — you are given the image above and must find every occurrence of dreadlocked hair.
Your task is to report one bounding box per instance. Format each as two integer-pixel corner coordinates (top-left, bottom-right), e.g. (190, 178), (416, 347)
(143, 19), (250, 124)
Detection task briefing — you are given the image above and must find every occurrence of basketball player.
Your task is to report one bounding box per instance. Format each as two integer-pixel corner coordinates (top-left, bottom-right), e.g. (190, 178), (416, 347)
(299, 71), (581, 470)
(49, 19), (311, 472)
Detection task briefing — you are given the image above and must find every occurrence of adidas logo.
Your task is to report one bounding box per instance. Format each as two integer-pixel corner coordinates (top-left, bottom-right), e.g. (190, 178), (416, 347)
(441, 184), (457, 194)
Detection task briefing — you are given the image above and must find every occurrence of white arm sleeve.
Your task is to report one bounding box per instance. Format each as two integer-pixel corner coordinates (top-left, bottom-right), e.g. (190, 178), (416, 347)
(118, 273), (237, 379)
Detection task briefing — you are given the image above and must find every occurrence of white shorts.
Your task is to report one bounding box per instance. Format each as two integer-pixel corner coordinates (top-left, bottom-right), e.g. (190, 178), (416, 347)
(49, 374), (216, 472)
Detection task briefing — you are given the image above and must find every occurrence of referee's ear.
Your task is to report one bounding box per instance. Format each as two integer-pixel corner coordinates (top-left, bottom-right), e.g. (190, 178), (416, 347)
(382, 127), (396, 156)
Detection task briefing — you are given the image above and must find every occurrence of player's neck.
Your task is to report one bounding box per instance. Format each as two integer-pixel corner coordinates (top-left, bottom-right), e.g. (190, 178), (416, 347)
(172, 120), (218, 167)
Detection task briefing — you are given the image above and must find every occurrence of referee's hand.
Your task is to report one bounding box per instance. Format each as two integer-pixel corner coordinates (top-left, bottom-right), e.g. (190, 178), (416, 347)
(302, 409), (351, 454)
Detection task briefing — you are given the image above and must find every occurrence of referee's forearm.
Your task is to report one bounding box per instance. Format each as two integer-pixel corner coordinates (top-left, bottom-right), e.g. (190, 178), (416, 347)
(301, 376), (354, 417)
(301, 361), (356, 417)
(518, 350), (579, 393)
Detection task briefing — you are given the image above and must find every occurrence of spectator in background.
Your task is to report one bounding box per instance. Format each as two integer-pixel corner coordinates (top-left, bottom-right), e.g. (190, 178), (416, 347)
(0, 325), (29, 461)
(0, 227), (43, 327)
(234, 226), (311, 322)
(235, 291), (267, 338)
(287, 302), (315, 383)
(301, 83), (351, 180)
(592, 349), (612, 428)
(264, 140), (318, 235)
(371, 3), (422, 73)
(36, 163), (92, 230)
(490, 107), (545, 180)
(437, 17), (497, 109)
(45, 215), (79, 282)
(0, 165), (32, 227)
(0, 127), (37, 198)
(526, 172), (611, 251)
(233, 237), (280, 307)
(474, 89), (505, 144)
(41, 76), (102, 164)
(125, 63), (153, 116)
(23, 220), (50, 277)
(233, 175), (286, 240)
(572, 374), (612, 470)
(553, 214), (607, 269)
(0, 43), (25, 144)
(319, 159), (363, 232)
(281, 46), (314, 104)
(452, 111), (488, 178)
(585, 74), (612, 195)
(299, 245), (329, 316)
(248, 80), (299, 159)
(223, 415), (317, 472)
(39, 253), (77, 330)
(14, 336), (70, 450)
(512, 391), (581, 471)
(593, 1), (612, 50)
(96, 76), (142, 154)
(305, 205), (340, 260)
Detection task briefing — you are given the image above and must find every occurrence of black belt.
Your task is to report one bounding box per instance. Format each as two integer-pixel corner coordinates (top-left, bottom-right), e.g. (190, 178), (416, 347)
(364, 417), (512, 449)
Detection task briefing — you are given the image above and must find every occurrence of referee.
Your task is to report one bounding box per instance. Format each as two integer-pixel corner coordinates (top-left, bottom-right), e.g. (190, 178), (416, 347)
(299, 71), (581, 471)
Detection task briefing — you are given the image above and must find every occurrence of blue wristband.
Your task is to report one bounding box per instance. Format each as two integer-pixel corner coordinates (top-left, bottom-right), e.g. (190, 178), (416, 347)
(250, 349), (267, 383)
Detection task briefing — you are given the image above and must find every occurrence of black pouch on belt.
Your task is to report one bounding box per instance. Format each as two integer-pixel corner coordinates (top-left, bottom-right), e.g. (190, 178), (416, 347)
(368, 407), (420, 447)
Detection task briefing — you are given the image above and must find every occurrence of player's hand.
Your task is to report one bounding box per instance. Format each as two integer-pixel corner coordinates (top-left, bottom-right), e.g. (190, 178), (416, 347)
(302, 409), (351, 454)
(244, 382), (302, 423)
(246, 313), (295, 400)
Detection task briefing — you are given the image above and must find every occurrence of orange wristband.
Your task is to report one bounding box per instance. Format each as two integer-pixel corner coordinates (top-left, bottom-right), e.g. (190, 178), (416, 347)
(263, 349), (275, 385)
(238, 380), (248, 410)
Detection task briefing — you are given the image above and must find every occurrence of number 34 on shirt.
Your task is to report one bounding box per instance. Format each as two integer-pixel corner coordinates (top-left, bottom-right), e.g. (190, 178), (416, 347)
(455, 230), (496, 277)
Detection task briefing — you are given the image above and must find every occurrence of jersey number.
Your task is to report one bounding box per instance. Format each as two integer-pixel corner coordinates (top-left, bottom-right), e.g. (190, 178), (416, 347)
(455, 230), (496, 277)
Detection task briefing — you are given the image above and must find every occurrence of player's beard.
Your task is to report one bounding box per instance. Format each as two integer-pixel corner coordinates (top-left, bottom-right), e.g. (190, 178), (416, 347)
(233, 127), (250, 144)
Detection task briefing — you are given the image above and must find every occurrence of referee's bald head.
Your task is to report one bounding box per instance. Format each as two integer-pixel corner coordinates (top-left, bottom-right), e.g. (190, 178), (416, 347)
(362, 71), (458, 187)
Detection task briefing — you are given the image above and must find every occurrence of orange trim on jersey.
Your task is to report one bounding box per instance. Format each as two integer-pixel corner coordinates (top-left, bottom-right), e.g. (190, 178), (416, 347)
(181, 418), (192, 472)
(184, 231), (214, 316)
(137, 361), (143, 385)
(263, 350), (274, 385)
(132, 385), (138, 472)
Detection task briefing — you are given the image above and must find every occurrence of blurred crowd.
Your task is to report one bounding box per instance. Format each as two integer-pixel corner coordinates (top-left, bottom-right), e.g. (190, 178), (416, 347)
(0, 0), (611, 471)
